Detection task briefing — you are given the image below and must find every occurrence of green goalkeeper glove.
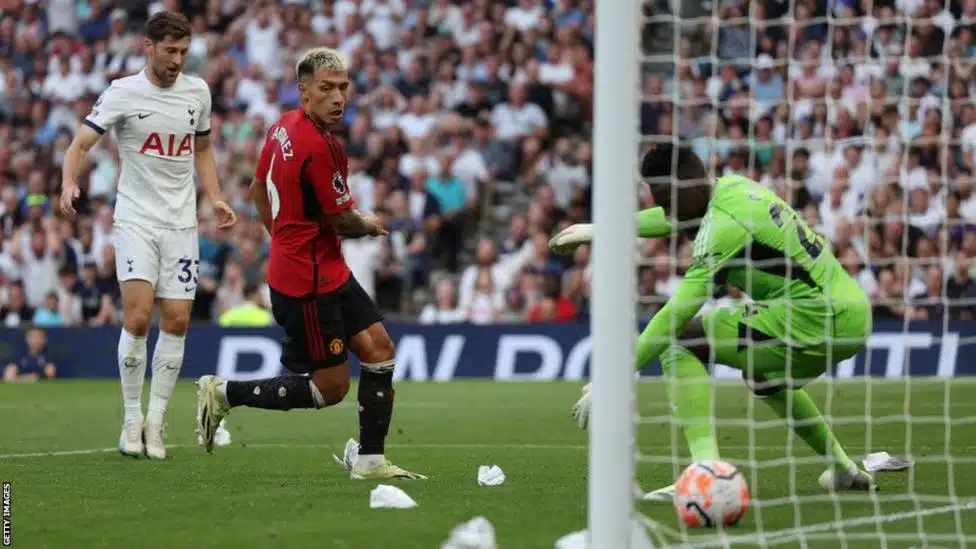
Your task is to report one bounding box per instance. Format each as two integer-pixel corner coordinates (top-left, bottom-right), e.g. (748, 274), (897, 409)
(548, 207), (675, 256)
(549, 223), (595, 255)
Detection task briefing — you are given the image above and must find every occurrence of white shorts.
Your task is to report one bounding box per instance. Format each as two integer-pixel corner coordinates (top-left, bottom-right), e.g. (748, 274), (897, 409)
(113, 221), (200, 301)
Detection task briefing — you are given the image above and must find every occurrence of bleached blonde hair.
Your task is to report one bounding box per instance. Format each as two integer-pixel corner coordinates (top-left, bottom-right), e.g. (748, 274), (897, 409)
(295, 47), (348, 81)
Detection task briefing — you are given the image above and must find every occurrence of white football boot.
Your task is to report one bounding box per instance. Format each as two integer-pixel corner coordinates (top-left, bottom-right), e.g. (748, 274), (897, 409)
(197, 375), (229, 453)
(333, 438), (427, 480)
(144, 423), (167, 460)
(118, 417), (145, 458)
(819, 467), (876, 492)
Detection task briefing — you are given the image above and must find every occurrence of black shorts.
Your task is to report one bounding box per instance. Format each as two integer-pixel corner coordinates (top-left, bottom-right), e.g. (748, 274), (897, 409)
(269, 275), (384, 373)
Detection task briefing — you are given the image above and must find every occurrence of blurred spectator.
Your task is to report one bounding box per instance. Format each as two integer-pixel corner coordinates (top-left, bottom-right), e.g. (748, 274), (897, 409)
(3, 325), (57, 382)
(0, 282), (32, 328)
(32, 291), (64, 327)
(526, 274), (576, 323)
(218, 283), (273, 327)
(386, 188), (432, 297)
(373, 239), (405, 312)
(425, 154), (468, 272)
(193, 218), (233, 320)
(77, 260), (115, 326)
(914, 265), (947, 321)
(12, 223), (62, 309)
(458, 238), (531, 312)
(216, 261), (245, 317)
(419, 278), (466, 324)
(491, 83), (548, 142)
(500, 213), (530, 255)
(53, 264), (81, 325)
(948, 251), (976, 319)
(465, 268), (504, 324)
(540, 137), (589, 209)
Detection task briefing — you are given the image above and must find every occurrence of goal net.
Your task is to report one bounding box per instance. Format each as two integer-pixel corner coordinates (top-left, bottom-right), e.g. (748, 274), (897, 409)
(589, 0), (976, 547)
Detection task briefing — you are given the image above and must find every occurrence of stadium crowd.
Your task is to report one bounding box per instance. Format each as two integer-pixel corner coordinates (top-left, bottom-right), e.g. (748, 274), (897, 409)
(0, 0), (973, 329)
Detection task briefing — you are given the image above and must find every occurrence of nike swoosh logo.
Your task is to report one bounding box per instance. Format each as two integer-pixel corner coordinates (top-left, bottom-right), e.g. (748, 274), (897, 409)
(185, 286), (196, 292)
(137, 113), (152, 119)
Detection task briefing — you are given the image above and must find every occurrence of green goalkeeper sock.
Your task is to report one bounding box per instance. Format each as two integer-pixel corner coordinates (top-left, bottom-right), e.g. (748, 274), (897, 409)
(762, 388), (857, 472)
(658, 345), (720, 461)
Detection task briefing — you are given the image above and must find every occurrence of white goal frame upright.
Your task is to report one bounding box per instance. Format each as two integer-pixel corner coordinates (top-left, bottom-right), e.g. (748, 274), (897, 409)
(588, 0), (640, 547)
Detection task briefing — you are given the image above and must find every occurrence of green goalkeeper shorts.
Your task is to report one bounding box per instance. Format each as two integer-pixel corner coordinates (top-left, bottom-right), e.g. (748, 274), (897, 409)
(698, 299), (872, 394)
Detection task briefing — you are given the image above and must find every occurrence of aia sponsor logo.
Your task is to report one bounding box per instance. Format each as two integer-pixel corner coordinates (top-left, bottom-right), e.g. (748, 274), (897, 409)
(140, 133), (194, 157)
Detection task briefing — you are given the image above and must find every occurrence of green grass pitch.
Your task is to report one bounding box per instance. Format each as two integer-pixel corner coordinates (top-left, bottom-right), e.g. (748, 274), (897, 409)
(1, 379), (975, 548)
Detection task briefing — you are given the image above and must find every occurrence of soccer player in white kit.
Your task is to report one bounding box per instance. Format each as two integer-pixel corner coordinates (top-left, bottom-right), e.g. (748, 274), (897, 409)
(59, 11), (237, 459)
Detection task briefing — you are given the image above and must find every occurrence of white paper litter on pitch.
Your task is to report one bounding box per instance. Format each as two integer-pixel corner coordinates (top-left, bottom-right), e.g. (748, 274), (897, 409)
(555, 520), (655, 549)
(863, 451), (914, 472)
(441, 516), (498, 549)
(196, 419), (232, 447)
(477, 465), (506, 486)
(332, 438), (359, 471)
(554, 530), (587, 549)
(369, 485), (417, 509)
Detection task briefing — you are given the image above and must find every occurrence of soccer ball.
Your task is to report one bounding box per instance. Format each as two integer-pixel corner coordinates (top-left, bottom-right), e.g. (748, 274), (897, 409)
(674, 460), (750, 528)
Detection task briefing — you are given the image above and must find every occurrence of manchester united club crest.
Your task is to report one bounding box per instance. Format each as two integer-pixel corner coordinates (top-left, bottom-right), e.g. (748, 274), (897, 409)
(329, 338), (343, 355)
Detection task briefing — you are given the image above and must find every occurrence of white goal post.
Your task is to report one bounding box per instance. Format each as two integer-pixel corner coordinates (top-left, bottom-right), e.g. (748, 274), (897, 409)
(589, 1), (640, 548)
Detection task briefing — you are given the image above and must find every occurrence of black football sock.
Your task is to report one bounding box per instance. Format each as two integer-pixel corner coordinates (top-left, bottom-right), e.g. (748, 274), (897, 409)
(358, 367), (395, 455)
(225, 376), (315, 411)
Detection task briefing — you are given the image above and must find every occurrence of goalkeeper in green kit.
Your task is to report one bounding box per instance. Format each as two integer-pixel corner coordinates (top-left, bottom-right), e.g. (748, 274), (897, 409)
(550, 143), (875, 498)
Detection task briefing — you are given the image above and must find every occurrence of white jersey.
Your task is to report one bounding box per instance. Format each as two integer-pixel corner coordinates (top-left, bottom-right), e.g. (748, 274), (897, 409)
(85, 70), (212, 229)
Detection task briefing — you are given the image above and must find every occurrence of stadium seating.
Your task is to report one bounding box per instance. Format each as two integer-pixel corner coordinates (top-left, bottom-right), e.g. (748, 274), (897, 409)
(0, 0), (973, 328)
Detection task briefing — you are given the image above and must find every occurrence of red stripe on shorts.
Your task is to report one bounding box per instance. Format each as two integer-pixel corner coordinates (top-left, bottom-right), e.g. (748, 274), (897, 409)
(302, 301), (324, 361)
(310, 301), (324, 358)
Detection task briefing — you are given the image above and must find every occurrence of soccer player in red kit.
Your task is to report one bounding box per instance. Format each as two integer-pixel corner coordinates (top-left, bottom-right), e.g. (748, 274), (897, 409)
(196, 47), (424, 480)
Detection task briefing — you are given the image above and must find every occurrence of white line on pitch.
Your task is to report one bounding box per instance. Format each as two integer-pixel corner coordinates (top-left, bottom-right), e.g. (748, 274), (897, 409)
(0, 442), (595, 459)
(678, 500), (976, 549)
(0, 442), (740, 459)
(2, 441), (974, 460)
(0, 447), (121, 458)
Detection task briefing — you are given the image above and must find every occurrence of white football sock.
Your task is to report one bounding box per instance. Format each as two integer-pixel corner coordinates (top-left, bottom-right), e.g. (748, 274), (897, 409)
(216, 379), (230, 408)
(147, 331), (186, 428)
(118, 329), (148, 422)
(356, 454), (385, 468)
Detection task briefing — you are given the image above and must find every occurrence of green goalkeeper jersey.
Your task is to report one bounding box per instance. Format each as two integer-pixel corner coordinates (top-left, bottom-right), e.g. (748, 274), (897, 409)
(639, 174), (869, 366)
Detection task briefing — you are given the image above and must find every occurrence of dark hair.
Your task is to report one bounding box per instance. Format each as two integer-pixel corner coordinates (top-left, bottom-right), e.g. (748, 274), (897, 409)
(640, 143), (706, 182)
(145, 11), (191, 43)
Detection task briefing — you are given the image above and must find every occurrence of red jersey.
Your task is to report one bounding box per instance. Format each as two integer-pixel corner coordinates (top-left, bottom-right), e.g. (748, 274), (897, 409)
(255, 110), (355, 297)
